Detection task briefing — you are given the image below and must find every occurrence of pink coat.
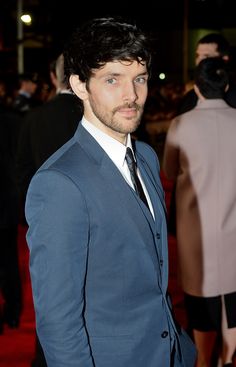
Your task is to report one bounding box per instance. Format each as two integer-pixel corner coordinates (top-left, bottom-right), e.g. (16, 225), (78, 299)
(163, 99), (236, 297)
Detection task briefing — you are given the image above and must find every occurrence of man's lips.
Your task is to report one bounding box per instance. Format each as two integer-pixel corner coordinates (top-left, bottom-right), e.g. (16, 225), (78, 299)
(117, 108), (138, 117)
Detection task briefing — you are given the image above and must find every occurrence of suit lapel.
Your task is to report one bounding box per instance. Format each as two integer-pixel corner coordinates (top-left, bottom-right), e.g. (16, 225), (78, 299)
(74, 125), (162, 273)
(99, 151), (155, 230)
(97, 141), (165, 278)
(75, 125), (156, 222)
(136, 152), (167, 218)
(99, 156), (162, 276)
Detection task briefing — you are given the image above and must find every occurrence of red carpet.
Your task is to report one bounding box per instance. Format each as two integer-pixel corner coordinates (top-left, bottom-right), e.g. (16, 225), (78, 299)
(0, 225), (36, 367)
(0, 174), (187, 366)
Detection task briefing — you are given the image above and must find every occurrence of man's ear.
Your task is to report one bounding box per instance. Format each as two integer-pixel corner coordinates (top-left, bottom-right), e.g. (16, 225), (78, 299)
(193, 84), (200, 96)
(194, 84), (205, 100)
(69, 75), (88, 100)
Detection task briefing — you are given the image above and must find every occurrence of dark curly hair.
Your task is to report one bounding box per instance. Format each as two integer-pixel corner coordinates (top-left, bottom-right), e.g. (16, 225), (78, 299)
(63, 17), (153, 86)
(194, 57), (229, 99)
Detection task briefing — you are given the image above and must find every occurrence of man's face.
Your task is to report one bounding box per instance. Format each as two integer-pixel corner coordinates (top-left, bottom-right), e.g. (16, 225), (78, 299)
(195, 42), (220, 65)
(82, 60), (149, 143)
(23, 80), (38, 95)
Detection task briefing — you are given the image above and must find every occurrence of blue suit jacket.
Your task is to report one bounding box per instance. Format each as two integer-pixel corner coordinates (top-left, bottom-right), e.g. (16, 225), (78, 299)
(25, 123), (196, 366)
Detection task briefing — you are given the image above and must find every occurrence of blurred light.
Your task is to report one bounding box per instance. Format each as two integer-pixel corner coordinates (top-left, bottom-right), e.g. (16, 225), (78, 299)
(159, 73), (166, 80)
(21, 14), (32, 25)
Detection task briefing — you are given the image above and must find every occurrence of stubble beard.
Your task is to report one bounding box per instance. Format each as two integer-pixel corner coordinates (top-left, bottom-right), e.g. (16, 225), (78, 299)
(91, 101), (144, 135)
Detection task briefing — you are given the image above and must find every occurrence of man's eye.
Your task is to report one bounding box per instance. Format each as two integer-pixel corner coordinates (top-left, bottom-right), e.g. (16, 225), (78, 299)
(106, 78), (116, 84)
(135, 77), (147, 84)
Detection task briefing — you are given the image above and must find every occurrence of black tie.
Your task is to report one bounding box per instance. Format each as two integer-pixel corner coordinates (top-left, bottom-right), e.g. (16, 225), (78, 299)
(125, 147), (149, 209)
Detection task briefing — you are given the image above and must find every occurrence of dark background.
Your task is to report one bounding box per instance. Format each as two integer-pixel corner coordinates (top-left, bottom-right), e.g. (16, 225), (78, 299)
(1, 0), (236, 83)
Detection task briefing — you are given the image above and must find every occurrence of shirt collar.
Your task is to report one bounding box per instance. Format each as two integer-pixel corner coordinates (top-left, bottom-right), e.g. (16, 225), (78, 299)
(56, 89), (73, 95)
(19, 90), (31, 98)
(81, 117), (134, 169)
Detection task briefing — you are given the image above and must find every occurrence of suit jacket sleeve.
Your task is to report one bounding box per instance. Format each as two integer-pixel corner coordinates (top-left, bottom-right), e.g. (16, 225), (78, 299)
(25, 169), (95, 367)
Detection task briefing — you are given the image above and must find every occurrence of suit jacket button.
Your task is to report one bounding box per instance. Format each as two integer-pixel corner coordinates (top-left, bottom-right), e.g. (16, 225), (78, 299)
(160, 260), (163, 266)
(161, 331), (168, 338)
(156, 233), (160, 239)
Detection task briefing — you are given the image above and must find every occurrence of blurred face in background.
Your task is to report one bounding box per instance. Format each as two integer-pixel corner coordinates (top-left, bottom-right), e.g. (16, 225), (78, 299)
(21, 80), (38, 95)
(195, 42), (221, 65)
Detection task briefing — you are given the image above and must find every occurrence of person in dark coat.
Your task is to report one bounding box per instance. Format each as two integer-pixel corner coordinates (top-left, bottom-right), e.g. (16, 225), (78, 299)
(0, 105), (22, 333)
(12, 73), (39, 117)
(16, 53), (82, 367)
(16, 55), (82, 200)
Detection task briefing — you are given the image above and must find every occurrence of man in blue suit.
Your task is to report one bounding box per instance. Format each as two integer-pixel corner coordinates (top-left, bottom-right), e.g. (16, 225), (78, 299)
(25, 17), (196, 366)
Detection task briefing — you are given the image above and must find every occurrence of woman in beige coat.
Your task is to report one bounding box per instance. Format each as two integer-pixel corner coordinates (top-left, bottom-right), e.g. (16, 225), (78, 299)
(163, 58), (236, 367)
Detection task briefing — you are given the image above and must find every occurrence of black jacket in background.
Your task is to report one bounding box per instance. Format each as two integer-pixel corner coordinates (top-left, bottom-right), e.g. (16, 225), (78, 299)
(177, 82), (236, 116)
(16, 92), (83, 200)
(0, 109), (21, 227)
